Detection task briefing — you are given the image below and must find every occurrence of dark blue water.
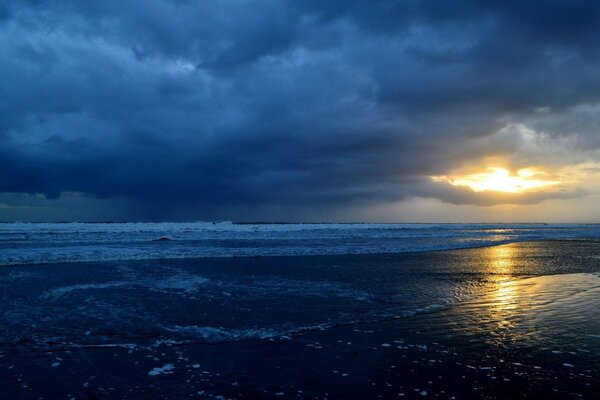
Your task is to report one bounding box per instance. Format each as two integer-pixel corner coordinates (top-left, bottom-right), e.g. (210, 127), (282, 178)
(2, 222), (600, 266)
(0, 240), (599, 398)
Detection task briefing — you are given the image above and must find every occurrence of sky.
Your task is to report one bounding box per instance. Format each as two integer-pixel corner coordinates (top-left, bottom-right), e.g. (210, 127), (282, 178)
(1, 0), (600, 222)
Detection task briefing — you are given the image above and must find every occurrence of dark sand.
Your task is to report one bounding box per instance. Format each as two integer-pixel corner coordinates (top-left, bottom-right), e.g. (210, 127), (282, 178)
(1, 240), (599, 399)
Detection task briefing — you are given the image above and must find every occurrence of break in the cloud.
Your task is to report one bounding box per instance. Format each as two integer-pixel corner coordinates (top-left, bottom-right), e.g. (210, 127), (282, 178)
(1, 1), (600, 221)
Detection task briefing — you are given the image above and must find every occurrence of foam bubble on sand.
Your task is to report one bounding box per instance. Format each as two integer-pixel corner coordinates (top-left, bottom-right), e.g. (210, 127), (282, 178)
(148, 364), (175, 376)
(3, 271), (36, 281)
(162, 325), (278, 343)
(149, 274), (209, 292)
(42, 273), (210, 299)
(43, 281), (130, 299)
(225, 277), (374, 302)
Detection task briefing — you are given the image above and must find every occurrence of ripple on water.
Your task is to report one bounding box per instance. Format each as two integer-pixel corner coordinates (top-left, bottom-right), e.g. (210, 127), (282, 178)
(439, 273), (600, 350)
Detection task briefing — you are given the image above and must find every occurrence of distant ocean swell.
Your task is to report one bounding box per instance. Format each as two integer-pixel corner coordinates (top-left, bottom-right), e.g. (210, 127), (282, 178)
(1, 222), (600, 266)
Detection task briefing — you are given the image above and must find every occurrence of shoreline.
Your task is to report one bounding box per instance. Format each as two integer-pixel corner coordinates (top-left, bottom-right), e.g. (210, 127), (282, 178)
(2, 237), (600, 269)
(1, 240), (599, 398)
(2, 272), (599, 398)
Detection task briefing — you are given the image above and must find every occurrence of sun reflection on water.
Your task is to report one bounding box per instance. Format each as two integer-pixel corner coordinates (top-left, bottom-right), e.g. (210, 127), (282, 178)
(454, 243), (600, 349)
(488, 245), (515, 275)
(483, 244), (521, 333)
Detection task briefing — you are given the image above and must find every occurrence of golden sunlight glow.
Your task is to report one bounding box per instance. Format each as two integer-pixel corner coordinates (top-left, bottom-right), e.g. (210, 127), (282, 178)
(484, 244), (520, 330)
(432, 167), (560, 193)
(488, 245), (515, 275)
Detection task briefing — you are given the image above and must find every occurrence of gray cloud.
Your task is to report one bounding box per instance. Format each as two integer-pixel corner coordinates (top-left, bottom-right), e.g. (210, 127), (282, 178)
(1, 1), (600, 220)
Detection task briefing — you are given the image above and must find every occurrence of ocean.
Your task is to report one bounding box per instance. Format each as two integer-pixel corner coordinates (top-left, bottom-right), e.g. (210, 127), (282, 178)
(0, 223), (599, 398)
(2, 222), (600, 265)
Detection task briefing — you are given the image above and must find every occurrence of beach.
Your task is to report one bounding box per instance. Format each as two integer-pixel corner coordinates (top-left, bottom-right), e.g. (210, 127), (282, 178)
(5, 2), (600, 397)
(1, 239), (599, 399)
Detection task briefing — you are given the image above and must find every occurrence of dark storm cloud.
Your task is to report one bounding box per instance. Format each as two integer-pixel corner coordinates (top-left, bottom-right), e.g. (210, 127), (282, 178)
(2, 0), (600, 219)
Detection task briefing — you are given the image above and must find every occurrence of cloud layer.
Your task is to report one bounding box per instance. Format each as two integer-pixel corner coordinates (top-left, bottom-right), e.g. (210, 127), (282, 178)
(1, 1), (600, 220)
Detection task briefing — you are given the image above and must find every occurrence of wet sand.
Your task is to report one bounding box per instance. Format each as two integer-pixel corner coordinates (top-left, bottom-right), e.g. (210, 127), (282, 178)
(0, 240), (599, 399)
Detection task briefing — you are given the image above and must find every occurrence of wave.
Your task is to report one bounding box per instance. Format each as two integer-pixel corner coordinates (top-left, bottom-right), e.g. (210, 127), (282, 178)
(1, 222), (600, 266)
(1, 302), (453, 352)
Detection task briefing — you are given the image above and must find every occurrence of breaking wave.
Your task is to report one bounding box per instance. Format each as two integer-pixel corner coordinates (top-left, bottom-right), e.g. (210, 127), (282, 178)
(1, 222), (600, 266)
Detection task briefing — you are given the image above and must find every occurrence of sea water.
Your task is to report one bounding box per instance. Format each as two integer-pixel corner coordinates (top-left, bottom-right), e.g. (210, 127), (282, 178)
(1, 222), (600, 266)
(1, 225), (599, 398)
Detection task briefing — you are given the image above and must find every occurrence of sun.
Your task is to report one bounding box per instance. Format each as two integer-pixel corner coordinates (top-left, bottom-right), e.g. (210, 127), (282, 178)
(432, 167), (560, 193)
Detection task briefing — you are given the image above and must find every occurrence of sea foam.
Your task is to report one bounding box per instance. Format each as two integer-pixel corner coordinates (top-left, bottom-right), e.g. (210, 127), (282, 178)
(1, 222), (599, 266)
